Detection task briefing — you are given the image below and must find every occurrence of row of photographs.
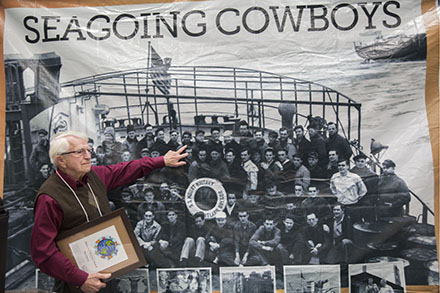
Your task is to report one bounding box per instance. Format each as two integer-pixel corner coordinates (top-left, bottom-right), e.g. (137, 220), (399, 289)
(36, 261), (406, 292)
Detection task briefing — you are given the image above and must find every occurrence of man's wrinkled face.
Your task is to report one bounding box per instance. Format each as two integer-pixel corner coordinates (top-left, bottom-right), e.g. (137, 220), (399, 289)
(265, 151), (274, 162)
(355, 158), (367, 169)
(167, 211), (177, 223)
(58, 136), (92, 178)
(278, 151), (287, 162)
(198, 150), (207, 162)
(306, 214), (318, 227)
(238, 212), (249, 224)
(279, 130), (288, 140)
(328, 124), (337, 136)
(225, 152), (235, 164)
(128, 131), (136, 140)
(227, 194), (236, 206)
(284, 218), (294, 230)
(195, 216), (205, 228)
(216, 217), (226, 228)
(264, 220), (275, 231)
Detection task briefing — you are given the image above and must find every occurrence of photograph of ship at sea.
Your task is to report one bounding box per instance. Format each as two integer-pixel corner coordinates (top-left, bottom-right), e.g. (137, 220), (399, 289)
(1, 0), (437, 291)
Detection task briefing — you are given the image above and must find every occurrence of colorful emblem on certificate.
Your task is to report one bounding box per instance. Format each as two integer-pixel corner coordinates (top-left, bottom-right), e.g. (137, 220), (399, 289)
(94, 236), (119, 260)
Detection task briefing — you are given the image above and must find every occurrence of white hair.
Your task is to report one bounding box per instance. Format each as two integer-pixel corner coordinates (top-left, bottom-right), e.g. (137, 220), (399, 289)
(49, 131), (89, 167)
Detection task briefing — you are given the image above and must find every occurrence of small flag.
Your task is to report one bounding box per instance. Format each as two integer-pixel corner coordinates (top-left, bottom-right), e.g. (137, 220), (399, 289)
(150, 46), (171, 95)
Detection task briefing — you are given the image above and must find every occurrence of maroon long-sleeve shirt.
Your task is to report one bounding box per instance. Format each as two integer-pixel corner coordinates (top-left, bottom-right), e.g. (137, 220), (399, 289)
(30, 156), (164, 287)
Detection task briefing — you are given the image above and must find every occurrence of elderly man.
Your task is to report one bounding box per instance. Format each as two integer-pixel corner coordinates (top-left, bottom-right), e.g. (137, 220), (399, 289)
(330, 159), (367, 222)
(30, 130), (186, 293)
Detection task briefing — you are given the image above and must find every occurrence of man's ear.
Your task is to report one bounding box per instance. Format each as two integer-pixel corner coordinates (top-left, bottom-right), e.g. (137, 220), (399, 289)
(56, 155), (66, 168)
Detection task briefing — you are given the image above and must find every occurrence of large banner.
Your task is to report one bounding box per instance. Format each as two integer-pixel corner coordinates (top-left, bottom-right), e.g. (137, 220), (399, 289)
(1, 0), (439, 292)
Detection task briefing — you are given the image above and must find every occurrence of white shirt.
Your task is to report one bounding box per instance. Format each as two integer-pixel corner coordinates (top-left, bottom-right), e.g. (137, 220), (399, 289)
(330, 171), (367, 205)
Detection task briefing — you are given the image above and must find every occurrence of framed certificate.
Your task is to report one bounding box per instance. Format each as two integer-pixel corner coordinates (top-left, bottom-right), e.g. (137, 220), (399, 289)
(56, 208), (146, 280)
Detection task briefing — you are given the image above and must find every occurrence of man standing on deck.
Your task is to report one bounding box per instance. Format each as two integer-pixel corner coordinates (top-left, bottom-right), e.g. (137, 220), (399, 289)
(325, 122), (353, 161)
(30, 130), (187, 293)
(330, 159), (367, 222)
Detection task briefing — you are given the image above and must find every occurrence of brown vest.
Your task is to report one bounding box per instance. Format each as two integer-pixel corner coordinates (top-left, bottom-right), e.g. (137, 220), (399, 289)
(36, 170), (112, 235)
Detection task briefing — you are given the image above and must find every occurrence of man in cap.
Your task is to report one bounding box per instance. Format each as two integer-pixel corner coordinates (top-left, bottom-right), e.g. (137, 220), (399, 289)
(30, 129), (50, 172)
(350, 153), (379, 221)
(376, 159), (410, 218)
(122, 124), (138, 160)
(102, 126), (123, 164)
(325, 122), (353, 161)
(30, 130), (187, 293)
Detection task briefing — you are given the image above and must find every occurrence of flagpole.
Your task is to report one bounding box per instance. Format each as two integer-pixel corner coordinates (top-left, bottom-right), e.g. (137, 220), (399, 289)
(145, 41), (152, 125)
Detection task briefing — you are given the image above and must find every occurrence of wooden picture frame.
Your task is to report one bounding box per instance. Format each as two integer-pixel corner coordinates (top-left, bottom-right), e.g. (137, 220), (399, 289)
(56, 208), (146, 280)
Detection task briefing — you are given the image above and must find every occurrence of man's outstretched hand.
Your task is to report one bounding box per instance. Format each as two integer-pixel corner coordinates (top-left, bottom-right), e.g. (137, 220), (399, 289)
(163, 145), (188, 167)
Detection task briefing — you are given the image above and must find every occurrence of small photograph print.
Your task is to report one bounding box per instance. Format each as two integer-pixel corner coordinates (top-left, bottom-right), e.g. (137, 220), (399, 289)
(116, 268), (149, 293)
(157, 267), (212, 293)
(283, 265), (340, 293)
(220, 266), (276, 293)
(35, 269), (55, 291)
(349, 262), (406, 293)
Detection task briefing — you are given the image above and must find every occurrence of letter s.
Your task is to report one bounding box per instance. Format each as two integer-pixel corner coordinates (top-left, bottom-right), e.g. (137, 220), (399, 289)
(383, 0), (401, 28)
(24, 16), (40, 44)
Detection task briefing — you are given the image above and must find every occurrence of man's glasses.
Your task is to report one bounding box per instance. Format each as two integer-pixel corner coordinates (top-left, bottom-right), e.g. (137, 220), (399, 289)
(60, 148), (92, 156)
